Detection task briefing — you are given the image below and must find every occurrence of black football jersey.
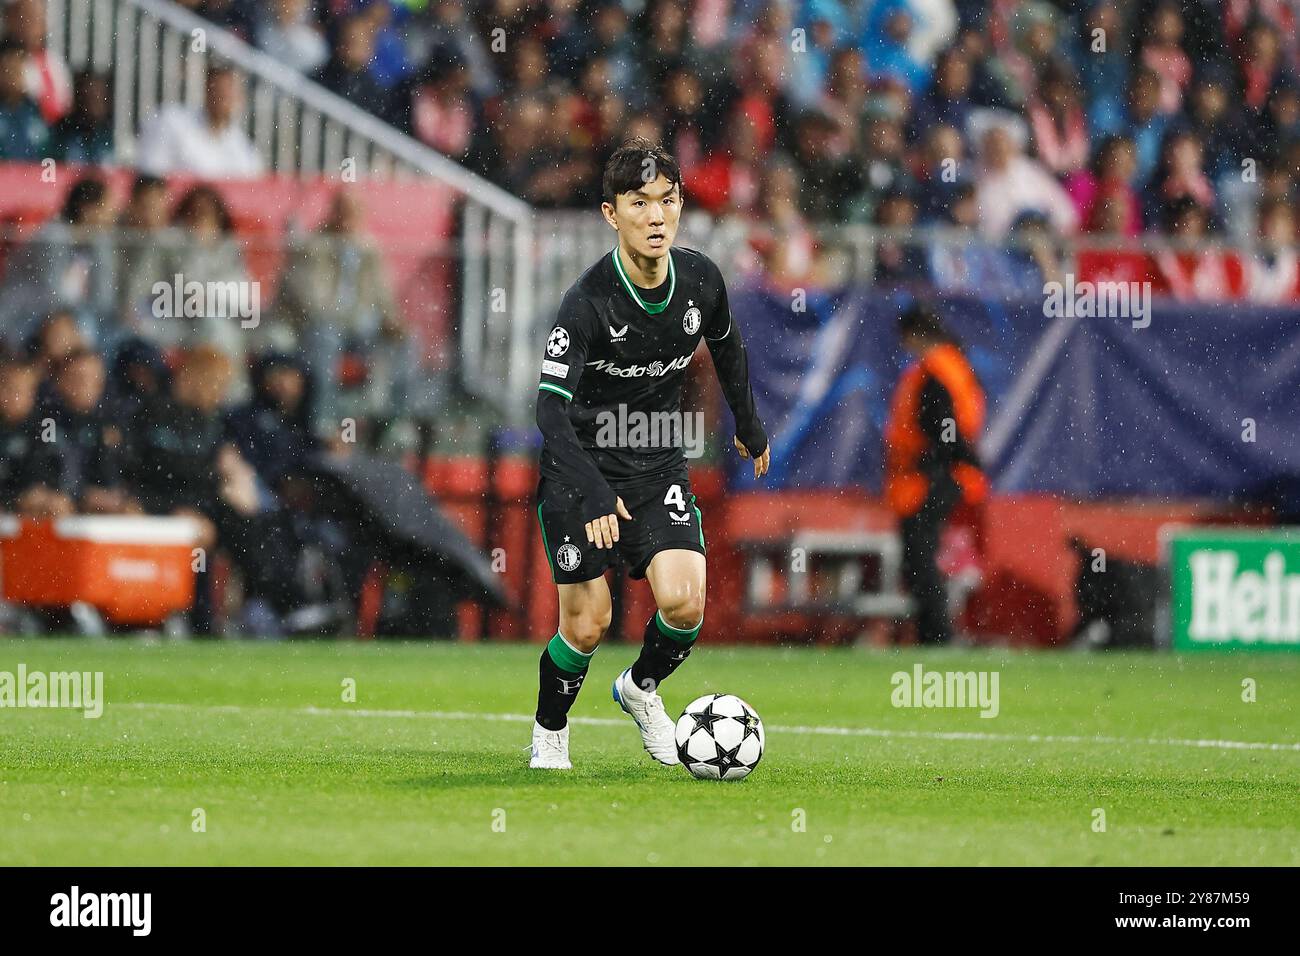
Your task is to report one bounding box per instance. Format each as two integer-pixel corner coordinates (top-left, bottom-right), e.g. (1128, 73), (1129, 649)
(537, 245), (763, 488)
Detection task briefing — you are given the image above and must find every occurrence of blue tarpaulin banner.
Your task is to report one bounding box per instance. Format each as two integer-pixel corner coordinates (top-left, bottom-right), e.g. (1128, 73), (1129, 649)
(726, 284), (1300, 504)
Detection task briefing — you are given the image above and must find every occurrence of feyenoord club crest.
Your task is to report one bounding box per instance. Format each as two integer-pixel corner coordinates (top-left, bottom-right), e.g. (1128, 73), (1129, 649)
(556, 543), (582, 572)
(547, 327), (570, 357)
(683, 304), (702, 335)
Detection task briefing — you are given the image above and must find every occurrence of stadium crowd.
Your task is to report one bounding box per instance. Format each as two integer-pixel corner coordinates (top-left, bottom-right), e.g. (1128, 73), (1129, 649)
(1, 0), (1297, 293)
(113, 0), (1300, 297)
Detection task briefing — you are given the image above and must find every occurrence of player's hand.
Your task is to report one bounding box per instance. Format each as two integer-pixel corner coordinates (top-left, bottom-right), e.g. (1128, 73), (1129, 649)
(734, 436), (771, 479)
(585, 497), (632, 550)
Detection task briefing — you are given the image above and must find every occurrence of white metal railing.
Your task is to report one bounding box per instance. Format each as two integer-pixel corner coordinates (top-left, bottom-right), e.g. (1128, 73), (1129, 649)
(48, 0), (538, 424)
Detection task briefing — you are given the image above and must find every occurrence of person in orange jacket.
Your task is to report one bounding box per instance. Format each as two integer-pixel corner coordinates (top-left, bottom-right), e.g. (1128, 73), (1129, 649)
(883, 303), (988, 645)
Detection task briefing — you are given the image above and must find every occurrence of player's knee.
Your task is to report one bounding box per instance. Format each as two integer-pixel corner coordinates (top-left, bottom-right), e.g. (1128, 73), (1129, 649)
(561, 609), (611, 652)
(659, 594), (704, 632)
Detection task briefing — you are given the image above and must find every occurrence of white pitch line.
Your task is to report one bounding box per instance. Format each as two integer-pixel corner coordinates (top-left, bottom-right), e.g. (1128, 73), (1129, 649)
(116, 702), (1300, 753)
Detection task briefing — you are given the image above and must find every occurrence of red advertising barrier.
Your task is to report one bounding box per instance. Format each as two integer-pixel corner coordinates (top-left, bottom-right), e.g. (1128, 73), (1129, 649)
(1078, 247), (1300, 302)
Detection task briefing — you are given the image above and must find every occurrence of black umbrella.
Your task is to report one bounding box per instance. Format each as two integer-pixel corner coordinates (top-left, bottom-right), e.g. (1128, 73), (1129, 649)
(307, 451), (508, 609)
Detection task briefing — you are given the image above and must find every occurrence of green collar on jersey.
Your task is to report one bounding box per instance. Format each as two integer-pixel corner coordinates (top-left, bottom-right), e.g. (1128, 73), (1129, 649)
(611, 246), (675, 314)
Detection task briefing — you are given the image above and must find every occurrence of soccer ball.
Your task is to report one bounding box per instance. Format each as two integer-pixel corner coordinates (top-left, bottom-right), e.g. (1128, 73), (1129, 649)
(674, 694), (765, 780)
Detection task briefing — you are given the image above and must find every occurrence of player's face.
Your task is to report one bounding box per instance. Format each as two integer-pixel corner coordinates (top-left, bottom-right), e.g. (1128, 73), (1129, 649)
(606, 175), (681, 260)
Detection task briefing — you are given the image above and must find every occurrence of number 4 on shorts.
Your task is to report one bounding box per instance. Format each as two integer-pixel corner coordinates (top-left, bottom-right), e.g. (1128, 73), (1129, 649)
(664, 484), (686, 511)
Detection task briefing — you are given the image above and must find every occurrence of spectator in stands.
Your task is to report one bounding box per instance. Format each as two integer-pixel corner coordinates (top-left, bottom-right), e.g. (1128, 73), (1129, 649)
(2, 0), (71, 125)
(1076, 0), (1129, 136)
(1084, 186), (1132, 237)
(1236, 19), (1286, 133)
(951, 26), (1013, 111)
(972, 115), (1078, 238)
(788, 12), (837, 109)
(1261, 78), (1300, 154)
(1066, 134), (1141, 237)
(1156, 197), (1234, 301)
(1139, 1), (1193, 117)
(929, 182), (1017, 295)
(124, 345), (295, 635)
(42, 348), (137, 515)
(861, 3), (932, 94)
(49, 71), (113, 165)
(255, 0), (329, 75)
(1187, 66), (1245, 182)
(0, 37), (48, 161)
(790, 109), (861, 222)
(1002, 209), (1064, 296)
(1144, 128), (1217, 233)
(682, 106), (765, 218)
(873, 189), (927, 283)
(761, 160), (822, 286)
(1027, 64), (1090, 177)
(392, 49), (477, 162)
(819, 47), (870, 146)
(403, 0), (498, 100)
(910, 123), (965, 224)
(23, 310), (85, 383)
(910, 46), (976, 143)
(311, 13), (389, 120)
(115, 174), (171, 330)
(144, 184), (254, 402)
(104, 337), (171, 425)
(1245, 196), (1298, 303)
(357, 0), (411, 90)
(135, 64), (263, 178)
(1123, 67), (1171, 186)
(0, 176), (117, 350)
(271, 188), (403, 429)
(661, 65), (711, 172)
(224, 351), (317, 489)
(988, 2), (1061, 107)
(198, 0), (257, 44)
(634, 0), (703, 95)
(0, 355), (70, 516)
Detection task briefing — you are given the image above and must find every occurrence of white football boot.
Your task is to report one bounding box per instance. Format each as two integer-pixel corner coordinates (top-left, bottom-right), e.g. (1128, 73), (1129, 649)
(529, 721), (571, 769)
(612, 668), (680, 765)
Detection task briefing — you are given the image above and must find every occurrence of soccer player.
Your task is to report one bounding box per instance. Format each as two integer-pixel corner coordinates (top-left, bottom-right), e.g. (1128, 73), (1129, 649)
(530, 138), (770, 769)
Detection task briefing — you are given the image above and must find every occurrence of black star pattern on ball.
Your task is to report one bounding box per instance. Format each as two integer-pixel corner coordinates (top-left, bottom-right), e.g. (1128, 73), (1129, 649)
(703, 737), (746, 776)
(686, 699), (725, 736)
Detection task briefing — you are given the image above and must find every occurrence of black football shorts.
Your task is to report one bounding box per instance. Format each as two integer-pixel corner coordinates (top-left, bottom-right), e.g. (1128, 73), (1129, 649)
(536, 469), (706, 584)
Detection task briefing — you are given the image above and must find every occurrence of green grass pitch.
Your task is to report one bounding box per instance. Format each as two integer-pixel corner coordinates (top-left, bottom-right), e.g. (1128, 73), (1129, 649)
(1, 638), (1298, 866)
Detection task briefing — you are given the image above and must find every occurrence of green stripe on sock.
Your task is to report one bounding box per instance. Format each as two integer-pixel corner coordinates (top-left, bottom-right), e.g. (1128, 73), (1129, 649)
(547, 632), (593, 673)
(655, 610), (701, 643)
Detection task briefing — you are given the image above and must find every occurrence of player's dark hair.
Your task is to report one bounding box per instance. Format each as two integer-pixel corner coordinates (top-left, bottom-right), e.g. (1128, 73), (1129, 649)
(602, 137), (682, 205)
(898, 302), (953, 345)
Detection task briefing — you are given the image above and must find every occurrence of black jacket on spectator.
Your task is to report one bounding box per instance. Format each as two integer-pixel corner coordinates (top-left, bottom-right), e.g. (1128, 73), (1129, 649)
(125, 396), (227, 515)
(224, 353), (318, 489)
(311, 59), (389, 120)
(41, 400), (125, 503)
(0, 413), (62, 508)
(105, 338), (171, 425)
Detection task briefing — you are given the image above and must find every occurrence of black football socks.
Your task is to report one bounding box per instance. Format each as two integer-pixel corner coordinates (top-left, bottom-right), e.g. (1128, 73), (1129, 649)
(535, 632), (594, 731)
(629, 610), (701, 693)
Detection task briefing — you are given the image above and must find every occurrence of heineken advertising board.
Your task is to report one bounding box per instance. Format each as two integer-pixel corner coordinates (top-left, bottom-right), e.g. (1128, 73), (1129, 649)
(1166, 527), (1300, 651)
